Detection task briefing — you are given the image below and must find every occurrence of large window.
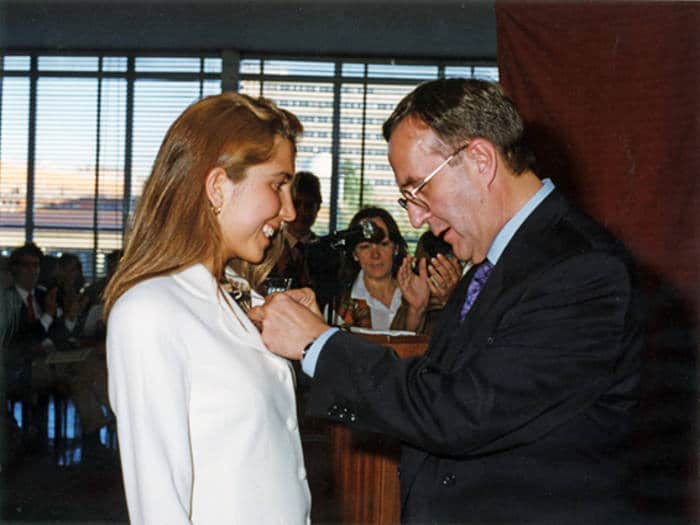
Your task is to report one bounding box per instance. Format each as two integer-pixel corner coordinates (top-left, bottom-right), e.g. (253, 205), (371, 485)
(0, 53), (497, 280)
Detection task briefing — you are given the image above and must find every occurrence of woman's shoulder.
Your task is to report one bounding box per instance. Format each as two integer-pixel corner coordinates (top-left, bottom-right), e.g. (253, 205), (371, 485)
(109, 274), (178, 324)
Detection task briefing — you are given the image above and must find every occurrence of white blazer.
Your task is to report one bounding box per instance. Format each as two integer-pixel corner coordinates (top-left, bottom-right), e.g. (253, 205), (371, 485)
(107, 264), (311, 524)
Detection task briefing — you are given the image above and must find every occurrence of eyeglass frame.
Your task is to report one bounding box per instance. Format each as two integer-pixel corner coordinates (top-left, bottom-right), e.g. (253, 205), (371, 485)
(397, 142), (469, 210)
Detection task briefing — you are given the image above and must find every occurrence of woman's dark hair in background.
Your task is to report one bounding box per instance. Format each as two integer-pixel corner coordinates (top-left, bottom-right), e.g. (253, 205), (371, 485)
(339, 206), (408, 285)
(54, 253), (85, 290)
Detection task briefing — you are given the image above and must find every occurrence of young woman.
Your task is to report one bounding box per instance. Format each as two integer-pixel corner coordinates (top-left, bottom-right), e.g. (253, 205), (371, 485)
(104, 93), (310, 524)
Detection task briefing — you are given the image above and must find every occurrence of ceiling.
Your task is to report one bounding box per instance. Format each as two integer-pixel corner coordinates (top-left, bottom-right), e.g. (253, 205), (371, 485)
(0, 0), (497, 60)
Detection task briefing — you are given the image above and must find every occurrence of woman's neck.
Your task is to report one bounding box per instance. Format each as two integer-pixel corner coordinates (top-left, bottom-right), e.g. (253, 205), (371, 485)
(362, 272), (397, 308)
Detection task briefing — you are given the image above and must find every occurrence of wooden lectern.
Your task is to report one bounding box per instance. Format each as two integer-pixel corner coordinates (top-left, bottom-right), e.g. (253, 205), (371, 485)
(325, 333), (429, 524)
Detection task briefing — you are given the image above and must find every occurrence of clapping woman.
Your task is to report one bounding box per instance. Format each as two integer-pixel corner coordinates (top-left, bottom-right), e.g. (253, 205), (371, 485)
(329, 207), (415, 332)
(104, 93), (310, 524)
(331, 207), (462, 334)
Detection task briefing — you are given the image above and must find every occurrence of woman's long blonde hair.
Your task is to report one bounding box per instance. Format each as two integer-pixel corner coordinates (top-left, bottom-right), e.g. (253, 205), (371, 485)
(103, 93), (303, 318)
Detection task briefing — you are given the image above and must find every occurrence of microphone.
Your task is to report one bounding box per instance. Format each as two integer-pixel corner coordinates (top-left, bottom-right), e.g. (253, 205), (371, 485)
(318, 218), (383, 250)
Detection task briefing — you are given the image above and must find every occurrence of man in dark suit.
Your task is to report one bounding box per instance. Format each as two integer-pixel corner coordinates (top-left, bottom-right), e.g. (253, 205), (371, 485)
(267, 170), (341, 311)
(2, 243), (58, 392)
(252, 79), (645, 524)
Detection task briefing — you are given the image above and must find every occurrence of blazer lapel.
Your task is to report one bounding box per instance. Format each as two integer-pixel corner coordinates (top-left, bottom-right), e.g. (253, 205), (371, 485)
(430, 190), (571, 368)
(173, 264), (270, 355)
(218, 290), (270, 354)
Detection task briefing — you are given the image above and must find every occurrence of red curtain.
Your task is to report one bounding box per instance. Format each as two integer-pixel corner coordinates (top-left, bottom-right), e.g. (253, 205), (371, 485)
(496, 2), (699, 520)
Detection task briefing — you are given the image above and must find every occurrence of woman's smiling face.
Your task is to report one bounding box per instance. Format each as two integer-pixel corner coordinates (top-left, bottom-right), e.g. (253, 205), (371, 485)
(353, 217), (395, 281)
(216, 137), (296, 263)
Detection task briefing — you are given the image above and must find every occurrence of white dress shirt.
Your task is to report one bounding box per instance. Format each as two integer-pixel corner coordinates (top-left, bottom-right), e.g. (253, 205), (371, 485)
(15, 285), (53, 332)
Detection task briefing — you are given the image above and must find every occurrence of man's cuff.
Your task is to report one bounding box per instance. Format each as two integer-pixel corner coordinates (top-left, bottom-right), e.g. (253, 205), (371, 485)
(301, 327), (339, 377)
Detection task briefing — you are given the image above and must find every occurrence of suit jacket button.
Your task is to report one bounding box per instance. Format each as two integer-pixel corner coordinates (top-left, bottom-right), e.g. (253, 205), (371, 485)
(441, 473), (456, 486)
(486, 336), (494, 345)
(349, 413), (356, 422)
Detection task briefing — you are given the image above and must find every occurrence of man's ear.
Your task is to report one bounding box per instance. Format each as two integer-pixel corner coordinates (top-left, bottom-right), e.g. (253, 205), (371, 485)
(467, 139), (498, 188)
(205, 167), (228, 209)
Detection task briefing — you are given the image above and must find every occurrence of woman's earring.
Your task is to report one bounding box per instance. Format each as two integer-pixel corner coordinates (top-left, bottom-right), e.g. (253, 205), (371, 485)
(210, 203), (222, 216)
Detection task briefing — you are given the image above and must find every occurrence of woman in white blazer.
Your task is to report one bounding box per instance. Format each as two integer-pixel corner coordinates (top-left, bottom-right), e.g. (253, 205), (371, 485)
(104, 93), (311, 524)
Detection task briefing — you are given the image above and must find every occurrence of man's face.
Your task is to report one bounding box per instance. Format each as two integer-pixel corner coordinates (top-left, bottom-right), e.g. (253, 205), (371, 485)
(288, 192), (319, 238)
(12, 254), (40, 291)
(388, 117), (492, 264)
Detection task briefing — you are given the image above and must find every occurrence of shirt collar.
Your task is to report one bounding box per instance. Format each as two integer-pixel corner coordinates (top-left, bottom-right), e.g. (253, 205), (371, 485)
(486, 178), (555, 265)
(350, 270), (401, 304)
(15, 285), (31, 302)
(350, 269), (370, 300)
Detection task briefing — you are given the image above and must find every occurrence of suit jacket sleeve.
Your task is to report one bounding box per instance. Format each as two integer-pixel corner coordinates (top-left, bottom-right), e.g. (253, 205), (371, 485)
(107, 289), (194, 524)
(306, 251), (637, 458)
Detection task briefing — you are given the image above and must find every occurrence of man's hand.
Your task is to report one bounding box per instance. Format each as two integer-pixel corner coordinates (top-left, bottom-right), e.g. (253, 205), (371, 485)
(283, 288), (324, 317)
(249, 288), (329, 361)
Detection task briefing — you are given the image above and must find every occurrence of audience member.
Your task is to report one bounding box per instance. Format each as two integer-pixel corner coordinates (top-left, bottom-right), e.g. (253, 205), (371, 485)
(329, 207), (426, 332)
(37, 253), (58, 290)
(47, 252), (89, 350)
(0, 255), (11, 288)
(2, 243), (57, 394)
(81, 249), (122, 339)
(268, 171), (321, 288)
(266, 170), (341, 310)
(1, 243), (113, 462)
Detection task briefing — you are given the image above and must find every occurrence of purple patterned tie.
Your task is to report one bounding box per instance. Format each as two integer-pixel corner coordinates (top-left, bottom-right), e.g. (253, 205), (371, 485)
(459, 260), (494, 321)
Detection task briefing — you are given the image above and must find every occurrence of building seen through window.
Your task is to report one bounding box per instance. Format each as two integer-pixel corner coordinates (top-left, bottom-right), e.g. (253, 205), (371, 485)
(0, 53), (497, 279)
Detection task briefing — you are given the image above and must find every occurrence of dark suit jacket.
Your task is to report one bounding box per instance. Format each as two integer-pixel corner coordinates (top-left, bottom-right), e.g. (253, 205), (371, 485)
(306, 190), (645, 524)
(2, 285), (78, 391)
(267, 231), (342, 312)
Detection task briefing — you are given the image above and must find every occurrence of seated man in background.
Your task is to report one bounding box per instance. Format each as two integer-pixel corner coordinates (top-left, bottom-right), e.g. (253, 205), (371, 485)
(2, 243), (59, 394)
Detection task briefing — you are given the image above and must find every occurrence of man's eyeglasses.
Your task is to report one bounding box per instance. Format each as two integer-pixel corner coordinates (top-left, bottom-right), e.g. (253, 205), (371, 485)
(397, 143), (469, 211)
